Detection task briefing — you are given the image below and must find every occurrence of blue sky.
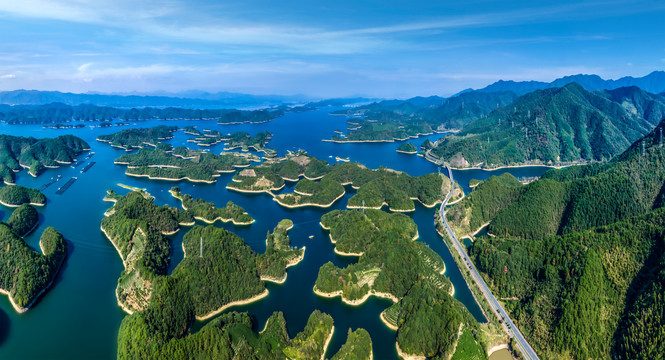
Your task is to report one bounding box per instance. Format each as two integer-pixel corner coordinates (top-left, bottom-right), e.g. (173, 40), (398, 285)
(0, 0), (663, 98)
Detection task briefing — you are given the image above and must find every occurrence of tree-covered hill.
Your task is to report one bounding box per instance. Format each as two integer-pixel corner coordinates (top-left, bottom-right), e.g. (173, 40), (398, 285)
(469, 207), (665, 359)
(431, 83), (664, 168)
(97, 126), (177, 150)
(0, 185), (46, 206)
(0, 134), (89, 181)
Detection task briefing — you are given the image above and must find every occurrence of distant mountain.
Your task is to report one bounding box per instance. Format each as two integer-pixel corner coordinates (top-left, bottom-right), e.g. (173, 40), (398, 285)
(477, 71), (665, 95)
(0, 89), (307, 109)
(432, 83), (665, 168)
(305, 97), (377, 108)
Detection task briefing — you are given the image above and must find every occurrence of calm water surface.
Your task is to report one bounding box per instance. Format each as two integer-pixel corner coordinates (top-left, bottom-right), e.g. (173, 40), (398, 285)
(0, 109), (548, 359)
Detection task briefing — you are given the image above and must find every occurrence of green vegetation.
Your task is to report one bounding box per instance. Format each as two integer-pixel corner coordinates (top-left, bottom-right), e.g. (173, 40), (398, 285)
(0, 134), (89, 181)
(431, 83), (665, 168)
(187, 130), (273, 150)
(0, 224), (66, 311)
(257, 219), (305, 282)
(218, 109), (284, 124)
(6, 204), (39, 237)
(169, 187), (254, 225)
(450, 327), (487, 360)
(330, 328), (373, 360)
(396, 142), (417, 154)
(330, 90), (518, 142)
(0, 185), (46, 206)
(230, 153), (459, 210)
(182, 126), (202, 136)
(97, 126), (177, 150)
(103, 190), (302, 315)
(117, 309), (332, 360)
(445, 173), (524, 238)
(0, 102), (284, 124)
(115, 147), (250, 183)
(469, 207), (665, 359)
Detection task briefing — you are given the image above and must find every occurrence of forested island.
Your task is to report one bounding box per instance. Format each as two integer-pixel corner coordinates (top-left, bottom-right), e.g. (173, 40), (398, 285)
(445, 123), (665, 358)
(169, 187), (254, 225)
(0, 134), (89, 182)
(118, 308), (335, 360)
(97, 126), (177, 150)
(430, 84), (665, 169)
(0, 102), (283, 124)
(228, 152), (461, 210)
(396, 142), (417, 154)
(0, 223), (67, 313)
(114, 147), (251, 183)
(187, 130), (273, 151)
(0, 185), (46, 207)
(315, 208), (486, 359)
(102, 190), (304, 315)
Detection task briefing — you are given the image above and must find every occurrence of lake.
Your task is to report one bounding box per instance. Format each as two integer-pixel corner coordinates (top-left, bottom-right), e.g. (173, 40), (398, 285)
(0, 108), (548, 359)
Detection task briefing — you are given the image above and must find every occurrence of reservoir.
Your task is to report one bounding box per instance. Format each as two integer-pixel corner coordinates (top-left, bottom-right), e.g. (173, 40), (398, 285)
(0, 108), (549, 359)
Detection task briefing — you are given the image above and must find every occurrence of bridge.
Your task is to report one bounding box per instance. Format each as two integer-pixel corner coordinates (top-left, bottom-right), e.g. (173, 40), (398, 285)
(427, 142), (540, 360)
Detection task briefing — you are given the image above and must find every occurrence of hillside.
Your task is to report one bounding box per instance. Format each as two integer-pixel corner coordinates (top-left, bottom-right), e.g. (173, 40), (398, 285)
(431, 83), (664, 169)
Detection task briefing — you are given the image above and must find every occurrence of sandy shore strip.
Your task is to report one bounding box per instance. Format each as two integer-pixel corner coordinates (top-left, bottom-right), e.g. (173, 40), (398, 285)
(196, 289), (270, 321)
(0, 199), (45, 207)
(320, 325), (335, 360)
(125, 172), (216, 184)
(395, 342), (426, 360)
(260, 247), (306, 284)
(396, 150), (417, 154)
(380, 310), (399, 331)
(313, 286), (398, 306)
(488, 343), (510, 357)
(274, 190), (345, 209)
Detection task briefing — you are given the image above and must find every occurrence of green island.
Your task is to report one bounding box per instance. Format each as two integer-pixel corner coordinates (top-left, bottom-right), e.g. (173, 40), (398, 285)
(430, 83), (665, 169)
(0, 134), (89, 181)
(218, 109), (284, 124)
(330, 328), (373, 360)
(114, 147), (251, 183)
(328, 90), (518, 142)
(396, 142), (417, 154)
(118, 307), (334, 360)
(0, 185), (47, 207)
(229, 152), (461, 210)
(314, 208), (487, 359)
(0, 223), (67, 313)
(97, 125), (177, 150)
(6, 203), (40, 237)
(188, 130), (273, 151)
(182, 126), (202, 136)
(102, 190), (304, 315)
(169, 187), (254, 225)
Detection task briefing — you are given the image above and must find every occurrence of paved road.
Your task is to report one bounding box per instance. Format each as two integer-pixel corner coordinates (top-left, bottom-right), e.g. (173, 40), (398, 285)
(428, 146), (540, 359)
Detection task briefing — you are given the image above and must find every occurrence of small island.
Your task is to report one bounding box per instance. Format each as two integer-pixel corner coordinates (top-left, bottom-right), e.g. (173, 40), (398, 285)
(96, 125), (177, 150)
(0, 224), (67, 313)
(182, 125), (202, 136)
(6, 204), (40, 237)
(0, 185), (47, 207)
(188, 130), (273, 151)
(218, 109), (284, 124)
(118, 309), (334, 360)
(0, 134), (89, 182)
(114, 147), (251, 183)
(169, 187), (254, 225)
(396, 142), (417, 154)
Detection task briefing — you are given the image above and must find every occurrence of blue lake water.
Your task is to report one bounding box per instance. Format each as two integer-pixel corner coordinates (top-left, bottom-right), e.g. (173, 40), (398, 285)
(0, 108), (551, 359)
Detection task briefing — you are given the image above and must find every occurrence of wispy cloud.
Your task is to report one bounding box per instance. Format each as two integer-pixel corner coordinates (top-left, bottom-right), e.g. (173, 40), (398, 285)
(0, 74), (16, 79)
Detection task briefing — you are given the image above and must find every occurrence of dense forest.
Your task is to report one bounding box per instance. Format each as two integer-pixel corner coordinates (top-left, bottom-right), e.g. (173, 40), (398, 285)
(469, 208), (665, 359)
(0, 185), (46, 206)
(314, 209), (485, 359)
(118, 307), (334, 360)
(330, 328), (373, 360)
(0, 134), (89, 181)
(431, 83), (665, 168)
(329, 90), (519, 142)
(114, 148), (250, 182)
(5, 204), (39, 237)
(479, 120), (665, 239)
(169, 187), (254, 225)
(188, 130), (273, 150)
(97, 126), (177, 150)
(0, 224), (67, 311)
(0, 102), (284, 124)
(256, 219), (305, 282)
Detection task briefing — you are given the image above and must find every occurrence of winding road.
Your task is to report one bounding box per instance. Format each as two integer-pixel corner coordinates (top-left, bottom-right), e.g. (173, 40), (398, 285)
(427, 143), (540, 360)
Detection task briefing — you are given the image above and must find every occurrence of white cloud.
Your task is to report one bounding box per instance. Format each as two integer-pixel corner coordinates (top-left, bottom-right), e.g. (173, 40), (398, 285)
(0, 74), (16, 79)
